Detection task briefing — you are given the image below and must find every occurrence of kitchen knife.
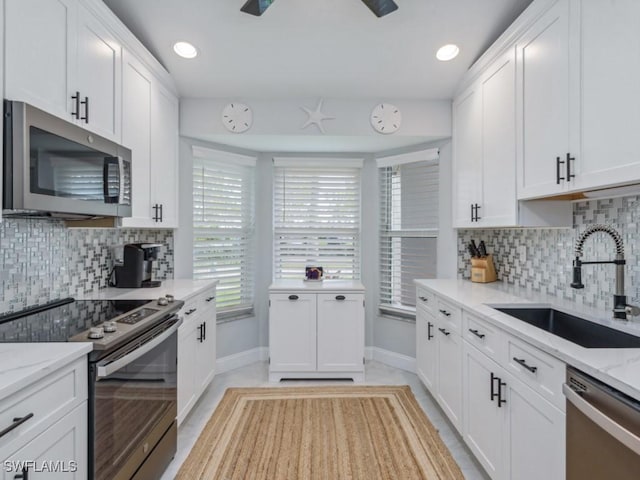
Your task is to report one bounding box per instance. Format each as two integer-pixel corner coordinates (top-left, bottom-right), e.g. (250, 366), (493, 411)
(470, 240), (481, 258)
(478, 241), (487, 257)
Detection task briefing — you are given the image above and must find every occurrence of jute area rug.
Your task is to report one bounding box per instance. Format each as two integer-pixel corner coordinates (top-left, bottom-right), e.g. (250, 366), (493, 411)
(176, 385), (464, 479)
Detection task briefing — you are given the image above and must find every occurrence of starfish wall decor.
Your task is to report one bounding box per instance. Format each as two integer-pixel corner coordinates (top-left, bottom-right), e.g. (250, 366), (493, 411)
(300, 99), (335, 134)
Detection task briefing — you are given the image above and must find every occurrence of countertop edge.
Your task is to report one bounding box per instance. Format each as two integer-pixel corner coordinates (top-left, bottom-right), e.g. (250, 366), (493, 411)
(0, 343), (93, 400)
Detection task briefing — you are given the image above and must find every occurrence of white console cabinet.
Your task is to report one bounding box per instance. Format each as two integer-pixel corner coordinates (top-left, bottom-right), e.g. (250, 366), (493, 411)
(268, 281), (365, 382)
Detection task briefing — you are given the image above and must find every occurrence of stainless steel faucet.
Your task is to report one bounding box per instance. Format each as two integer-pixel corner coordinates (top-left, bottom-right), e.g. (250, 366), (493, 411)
(571, 224), (640, 320)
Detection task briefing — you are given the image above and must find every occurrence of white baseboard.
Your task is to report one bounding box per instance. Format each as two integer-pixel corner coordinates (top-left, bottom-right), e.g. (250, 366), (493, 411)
(216, 347), (268, 374)
(370, 347), (416, 373)
(216, 346), (415, 375)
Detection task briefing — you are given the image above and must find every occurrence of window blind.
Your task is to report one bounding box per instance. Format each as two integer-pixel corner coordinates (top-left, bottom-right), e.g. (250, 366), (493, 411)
(273, 161), (362, 280)
(193, 149), (255, 314)
(379, 152), (439, 314)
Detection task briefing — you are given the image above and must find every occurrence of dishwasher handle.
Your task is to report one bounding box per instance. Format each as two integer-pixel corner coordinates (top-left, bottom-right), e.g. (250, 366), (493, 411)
(563, 383), (640, 456)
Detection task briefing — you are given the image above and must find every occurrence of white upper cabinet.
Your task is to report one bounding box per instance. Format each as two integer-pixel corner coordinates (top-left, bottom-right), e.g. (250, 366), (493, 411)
(75, 4), (121, 141)
(516, 0), (574, 199)
(573, 0), (640, 191)
(4, 0), (77, 121)
(5, 0), (122, 142)
(517, 0), (640, 199)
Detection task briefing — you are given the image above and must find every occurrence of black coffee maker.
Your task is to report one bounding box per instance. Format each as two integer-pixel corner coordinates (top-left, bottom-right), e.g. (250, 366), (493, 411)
(113, 243), (162, 288)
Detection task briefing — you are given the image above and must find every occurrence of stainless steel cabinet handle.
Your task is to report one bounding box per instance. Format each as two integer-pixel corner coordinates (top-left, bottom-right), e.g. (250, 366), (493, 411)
(563, 384), (640, 456)
(513, 357), (537, 373)
(0, 413), (34, 438)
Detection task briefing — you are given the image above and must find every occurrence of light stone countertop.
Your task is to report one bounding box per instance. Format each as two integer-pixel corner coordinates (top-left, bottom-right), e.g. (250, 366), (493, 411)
(415, 279), (640, 401)
(0, 342), (92, 400)
(269, 279), (365, 292)
(79, 279), (218, 302)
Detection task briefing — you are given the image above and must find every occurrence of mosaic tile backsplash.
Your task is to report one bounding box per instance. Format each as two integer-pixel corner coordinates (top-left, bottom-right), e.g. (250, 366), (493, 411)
(0, 218), (174, 313)
(458, 195), (640, 310)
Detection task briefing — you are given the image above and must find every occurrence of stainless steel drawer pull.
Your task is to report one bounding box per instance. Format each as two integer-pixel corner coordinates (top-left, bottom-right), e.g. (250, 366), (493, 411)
(438, 327), (451, 336)
(469, 328), (486, 339)
(439, 309), (451, 317)
(206, 296), (215, 302)
(0, 413), (34, 438)
(335, 295), (346, 301)
(288, 295), (299, 300)
(513, 357), (537, 373)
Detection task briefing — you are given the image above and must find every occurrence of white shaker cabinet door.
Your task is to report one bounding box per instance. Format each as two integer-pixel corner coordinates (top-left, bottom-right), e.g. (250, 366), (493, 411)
(575, 0), (640, 190)
(4, 0), (76, 121)
(120, 50), (154, 228)
(435, 322), (463, 431)
(416, 310), (437, 391)
(452, 85), (482, 228)
(517, 0), (574, 199)
(269, 294), (317, 372)
(76, 5), (121, 142)
(316, 293), (364, 371)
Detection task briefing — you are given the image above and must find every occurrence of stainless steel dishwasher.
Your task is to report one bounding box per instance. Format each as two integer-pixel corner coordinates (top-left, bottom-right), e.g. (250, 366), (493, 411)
(564, 367), (640, 480)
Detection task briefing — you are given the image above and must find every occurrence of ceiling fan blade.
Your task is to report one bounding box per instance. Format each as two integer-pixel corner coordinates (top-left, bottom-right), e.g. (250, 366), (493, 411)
(240, 0), (275, 16)
(361, 0), (398, 17)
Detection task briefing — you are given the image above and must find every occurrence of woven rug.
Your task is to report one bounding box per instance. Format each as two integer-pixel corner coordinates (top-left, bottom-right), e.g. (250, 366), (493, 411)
(176, 385), (464, 479)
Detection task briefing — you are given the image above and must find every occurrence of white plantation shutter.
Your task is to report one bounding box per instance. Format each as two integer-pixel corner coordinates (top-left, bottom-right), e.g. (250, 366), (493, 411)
(378, 150), (439, 315)
(193, 147), (255, 315)
(273, 159), (362, 280)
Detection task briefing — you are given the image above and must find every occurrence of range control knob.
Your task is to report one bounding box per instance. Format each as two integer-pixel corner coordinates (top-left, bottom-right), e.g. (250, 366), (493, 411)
(88, 327), (104, 339)
(103, 321), (117, 333)
(157, 297), (169, 306)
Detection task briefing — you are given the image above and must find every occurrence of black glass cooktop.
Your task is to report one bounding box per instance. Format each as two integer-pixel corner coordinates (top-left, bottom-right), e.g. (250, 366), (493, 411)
(0, 298), (149, 343)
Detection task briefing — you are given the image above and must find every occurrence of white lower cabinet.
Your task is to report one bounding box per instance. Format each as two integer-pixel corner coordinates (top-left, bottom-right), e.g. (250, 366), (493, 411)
(417, 290), (565, 480)
(268, 282), (365, 382)
(177, 287), (217, 425)
(0, 357), (88, 479)
(463, 341), (564, 480)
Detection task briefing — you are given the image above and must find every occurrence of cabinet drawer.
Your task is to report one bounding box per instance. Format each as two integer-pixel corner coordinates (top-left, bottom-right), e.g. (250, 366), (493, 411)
(505, 335), (565, 411)
(435, 297), (462, 333)
(416, 288), (435, 314)
(463, 312), (503, 362)
(0, 358), (87, 455)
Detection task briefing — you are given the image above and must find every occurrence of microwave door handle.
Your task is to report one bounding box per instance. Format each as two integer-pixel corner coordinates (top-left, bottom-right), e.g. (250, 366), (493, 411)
(96, 321), (180, 378)
(103, 156), (119, 204)
(118, 156), (125, 204)
(563, 384), (640, 456)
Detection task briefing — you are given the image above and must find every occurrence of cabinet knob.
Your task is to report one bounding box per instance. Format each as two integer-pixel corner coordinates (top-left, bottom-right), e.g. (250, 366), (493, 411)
(335, 295), (346, 301)
(288, 295), (299, 300)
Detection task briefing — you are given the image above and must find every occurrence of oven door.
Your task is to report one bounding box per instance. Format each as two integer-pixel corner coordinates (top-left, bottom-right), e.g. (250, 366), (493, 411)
(90, 317), (180, 480)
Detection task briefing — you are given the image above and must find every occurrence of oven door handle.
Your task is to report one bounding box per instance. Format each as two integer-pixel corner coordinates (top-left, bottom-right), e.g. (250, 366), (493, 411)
(97, 321), (180, 378)
(563, 383), (640, 456)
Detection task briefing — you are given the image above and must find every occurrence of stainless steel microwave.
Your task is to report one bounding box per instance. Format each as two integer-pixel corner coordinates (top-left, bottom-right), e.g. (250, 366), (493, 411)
(3, 100), (132, 218)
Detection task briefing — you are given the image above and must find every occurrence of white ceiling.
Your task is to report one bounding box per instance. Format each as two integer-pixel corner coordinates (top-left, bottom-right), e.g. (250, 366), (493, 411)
(104, 0), (533, 151)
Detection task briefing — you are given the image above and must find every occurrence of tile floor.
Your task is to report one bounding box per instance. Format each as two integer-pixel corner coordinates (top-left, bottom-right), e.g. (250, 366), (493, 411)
(160, 360), (489, 479)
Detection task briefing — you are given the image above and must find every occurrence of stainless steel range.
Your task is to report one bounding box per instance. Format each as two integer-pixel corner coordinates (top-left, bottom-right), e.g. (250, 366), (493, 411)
(0, 297), (184, 480)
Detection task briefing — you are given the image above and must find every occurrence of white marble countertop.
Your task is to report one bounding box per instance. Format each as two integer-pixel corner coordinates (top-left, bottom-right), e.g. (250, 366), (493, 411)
(79, 279), (218, 302)
(415, 279), (640, 401)
(269, 279), (365, 292)
(0, 343), (92, 400)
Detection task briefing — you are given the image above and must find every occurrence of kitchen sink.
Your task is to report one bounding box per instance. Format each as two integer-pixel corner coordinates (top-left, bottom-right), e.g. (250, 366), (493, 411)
(493, 307), (640, 348)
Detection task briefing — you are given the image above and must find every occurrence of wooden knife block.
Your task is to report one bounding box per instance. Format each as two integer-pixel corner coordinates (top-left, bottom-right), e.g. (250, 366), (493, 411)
(471, 255), (497, 283)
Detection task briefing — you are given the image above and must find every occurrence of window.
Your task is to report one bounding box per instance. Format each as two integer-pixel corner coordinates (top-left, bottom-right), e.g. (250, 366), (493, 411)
(378, 149), (439, 316)
(273, 158), (363, 280)
(192, 146), (255, 316)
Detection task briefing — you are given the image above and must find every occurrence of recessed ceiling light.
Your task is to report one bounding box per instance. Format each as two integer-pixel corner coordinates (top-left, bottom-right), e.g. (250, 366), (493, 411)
(173, 41), (198, 59)
(436, 44), (460, 61)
